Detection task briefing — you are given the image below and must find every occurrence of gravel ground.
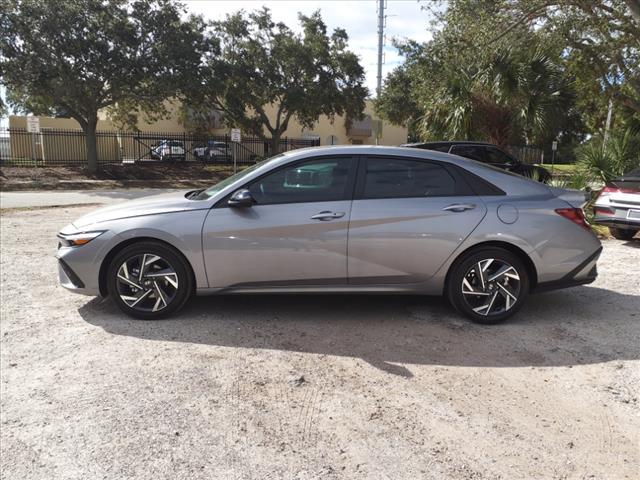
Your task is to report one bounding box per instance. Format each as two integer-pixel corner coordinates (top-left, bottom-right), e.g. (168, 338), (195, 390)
(1, 206), (639, 480)
(0, 188), (174, 209)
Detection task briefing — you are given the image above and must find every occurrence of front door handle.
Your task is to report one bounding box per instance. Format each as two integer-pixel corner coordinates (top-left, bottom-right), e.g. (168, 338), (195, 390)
(310, 211), (346, 221)
(443, 203), (476, 212)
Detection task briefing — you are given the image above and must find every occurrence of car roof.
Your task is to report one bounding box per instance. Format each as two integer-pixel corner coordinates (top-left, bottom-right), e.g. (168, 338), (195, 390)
(402, 141), (495, 148)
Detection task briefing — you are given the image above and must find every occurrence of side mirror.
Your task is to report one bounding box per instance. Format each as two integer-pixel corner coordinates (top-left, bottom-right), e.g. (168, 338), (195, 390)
(228, 189), (254, 207)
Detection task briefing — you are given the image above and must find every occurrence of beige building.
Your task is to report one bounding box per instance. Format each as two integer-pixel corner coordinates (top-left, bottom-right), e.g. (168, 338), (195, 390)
(8, 100), (407, 162)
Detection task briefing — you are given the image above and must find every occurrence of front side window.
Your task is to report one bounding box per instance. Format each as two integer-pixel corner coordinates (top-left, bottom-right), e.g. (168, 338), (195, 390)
(248, 157), (352, 205)
(450, 145), (485, 163)
(362, 157), (458, 199)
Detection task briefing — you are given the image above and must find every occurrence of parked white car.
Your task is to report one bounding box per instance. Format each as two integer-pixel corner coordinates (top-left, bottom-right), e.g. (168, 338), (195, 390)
(150, 140), (186, 162)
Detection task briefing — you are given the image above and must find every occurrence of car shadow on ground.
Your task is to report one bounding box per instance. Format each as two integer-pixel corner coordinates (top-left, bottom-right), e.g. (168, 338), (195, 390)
(623, 238), (640, 248)
(79, 286), (640, 377)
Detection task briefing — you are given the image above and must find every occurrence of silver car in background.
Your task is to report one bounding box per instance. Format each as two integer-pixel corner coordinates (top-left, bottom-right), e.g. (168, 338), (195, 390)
(57, 146), (602, 324)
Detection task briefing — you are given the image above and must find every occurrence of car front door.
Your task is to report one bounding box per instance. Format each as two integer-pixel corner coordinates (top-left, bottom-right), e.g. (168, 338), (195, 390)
(347, 156), (487, 284)
(202, 156), (356, 288)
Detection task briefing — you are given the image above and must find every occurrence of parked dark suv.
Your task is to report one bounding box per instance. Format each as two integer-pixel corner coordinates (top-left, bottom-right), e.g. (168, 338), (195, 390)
(403, 141), (551, 183)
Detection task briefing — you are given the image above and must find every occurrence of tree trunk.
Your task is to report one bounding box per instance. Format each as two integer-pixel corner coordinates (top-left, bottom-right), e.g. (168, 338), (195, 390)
(82, 117), (99, 173)
(269, 132), (281, 157)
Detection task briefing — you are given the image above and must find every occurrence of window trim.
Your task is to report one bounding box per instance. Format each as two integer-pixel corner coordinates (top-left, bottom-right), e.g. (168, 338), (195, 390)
(448, 164), (506, 196)
(214, 155), (359, 208)
(354, 155), (475, 200)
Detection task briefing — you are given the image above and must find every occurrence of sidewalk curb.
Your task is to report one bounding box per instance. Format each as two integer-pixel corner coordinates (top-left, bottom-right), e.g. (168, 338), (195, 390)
(1, 179), (213, 192)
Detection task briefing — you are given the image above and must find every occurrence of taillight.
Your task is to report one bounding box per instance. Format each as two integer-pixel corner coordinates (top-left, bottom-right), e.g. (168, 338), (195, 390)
(555, 208), (591, 231)
(594, 206), (615, 216)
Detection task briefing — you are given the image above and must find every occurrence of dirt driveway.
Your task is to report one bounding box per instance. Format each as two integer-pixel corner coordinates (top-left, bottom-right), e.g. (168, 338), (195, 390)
(1, 206), (639, 480)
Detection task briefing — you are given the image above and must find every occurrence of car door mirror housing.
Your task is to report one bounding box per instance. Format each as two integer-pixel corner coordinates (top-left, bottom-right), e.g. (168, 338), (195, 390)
(228, 189), (254, 207)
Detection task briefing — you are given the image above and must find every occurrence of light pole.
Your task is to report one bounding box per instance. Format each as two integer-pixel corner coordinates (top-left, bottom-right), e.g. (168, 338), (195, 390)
(376, 0), (385, 98)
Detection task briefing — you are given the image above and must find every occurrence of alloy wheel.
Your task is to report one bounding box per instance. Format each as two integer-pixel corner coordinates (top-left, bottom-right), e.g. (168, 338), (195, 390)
(460, 258), (521, 317)
(115, 253), (179, 313)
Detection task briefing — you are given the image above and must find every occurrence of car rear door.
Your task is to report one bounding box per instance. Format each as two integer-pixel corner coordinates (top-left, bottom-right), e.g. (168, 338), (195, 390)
(347, 155), (487, 284)
(202, 155), (357, 288)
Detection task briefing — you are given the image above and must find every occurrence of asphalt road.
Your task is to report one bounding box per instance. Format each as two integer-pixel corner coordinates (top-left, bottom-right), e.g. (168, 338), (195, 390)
(0, 188), (176, 209)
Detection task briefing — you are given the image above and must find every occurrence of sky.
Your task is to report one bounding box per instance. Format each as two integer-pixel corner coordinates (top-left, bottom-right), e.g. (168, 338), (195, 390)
(182, 0), (434, 95)
(0, 1), (433, 127)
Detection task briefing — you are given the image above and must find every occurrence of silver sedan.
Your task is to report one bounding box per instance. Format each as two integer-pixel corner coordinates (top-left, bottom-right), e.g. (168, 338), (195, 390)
(57, 146), (602, 324)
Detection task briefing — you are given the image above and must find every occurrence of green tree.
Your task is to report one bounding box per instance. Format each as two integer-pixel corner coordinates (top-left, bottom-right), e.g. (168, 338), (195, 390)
(0, 0), (207, 171)
(185, 8), (367, 155)
(376, 1), (579, 146)
(492, 0), (640, 118)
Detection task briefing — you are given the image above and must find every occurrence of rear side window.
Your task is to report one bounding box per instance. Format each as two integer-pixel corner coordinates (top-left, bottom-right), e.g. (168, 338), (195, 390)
(361, 157), (459, 199)
(485, 147), (514, 165)
(429, 144), (451, 152)
(450, 145), (485, 162)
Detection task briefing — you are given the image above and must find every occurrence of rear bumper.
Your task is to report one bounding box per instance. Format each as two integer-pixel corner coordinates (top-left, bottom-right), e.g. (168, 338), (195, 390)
(534, 246), (601, 293)
(593, 216), (640, 230)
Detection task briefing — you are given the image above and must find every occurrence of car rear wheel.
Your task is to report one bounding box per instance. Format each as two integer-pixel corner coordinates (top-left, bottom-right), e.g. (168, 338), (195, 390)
(107, 241), (192, 320)
(609, 227), (638, 240)
(447, 248), (529, 324)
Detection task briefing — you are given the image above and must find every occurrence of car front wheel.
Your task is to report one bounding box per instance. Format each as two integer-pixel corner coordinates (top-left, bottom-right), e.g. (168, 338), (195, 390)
(447, 248), (530, 324)
(107, 241), (192, 319)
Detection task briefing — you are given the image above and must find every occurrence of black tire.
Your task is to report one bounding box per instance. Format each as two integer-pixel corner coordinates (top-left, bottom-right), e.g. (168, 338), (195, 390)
(609, 227), (638, 241)
(447, 247), (530, 325)
(107, 241), (193, 320)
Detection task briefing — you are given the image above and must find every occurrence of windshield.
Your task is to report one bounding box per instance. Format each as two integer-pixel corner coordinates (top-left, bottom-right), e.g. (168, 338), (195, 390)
(193, 154), (284, 200)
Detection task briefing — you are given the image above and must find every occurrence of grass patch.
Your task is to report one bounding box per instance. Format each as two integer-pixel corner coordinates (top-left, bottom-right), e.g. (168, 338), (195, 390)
(535, 163), (577, 175)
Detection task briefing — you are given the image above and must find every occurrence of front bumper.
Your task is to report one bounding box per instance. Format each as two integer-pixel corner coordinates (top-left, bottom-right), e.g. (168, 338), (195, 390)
(57, 256), (98, 296)
(55, 229), (115, 297)
(534, 246), (602, 293)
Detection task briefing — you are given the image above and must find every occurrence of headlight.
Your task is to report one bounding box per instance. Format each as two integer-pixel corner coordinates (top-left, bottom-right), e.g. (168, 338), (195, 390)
(57, 231), (105, 247)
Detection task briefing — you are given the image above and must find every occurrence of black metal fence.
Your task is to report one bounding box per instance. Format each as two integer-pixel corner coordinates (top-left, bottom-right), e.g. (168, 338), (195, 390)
(0, 128), (320, 167)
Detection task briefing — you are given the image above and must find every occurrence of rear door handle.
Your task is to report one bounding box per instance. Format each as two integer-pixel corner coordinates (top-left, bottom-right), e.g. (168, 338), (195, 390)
(443, 203), (476, 212)
(311, 211), (346, 221)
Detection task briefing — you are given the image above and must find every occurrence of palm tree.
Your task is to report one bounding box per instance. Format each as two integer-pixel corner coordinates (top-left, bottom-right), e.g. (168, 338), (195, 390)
(418, 47), (572, 147)
(577, 129), (640, 184)
(418, 67), (477, 141)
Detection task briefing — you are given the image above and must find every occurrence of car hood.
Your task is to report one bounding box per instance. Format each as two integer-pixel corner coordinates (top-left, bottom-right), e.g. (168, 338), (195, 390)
(72, 190), (207, 229)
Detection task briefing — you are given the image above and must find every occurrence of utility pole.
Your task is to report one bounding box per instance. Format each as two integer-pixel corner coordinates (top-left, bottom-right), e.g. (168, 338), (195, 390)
(376, 0), (385, 98)
(375, 0), (386, 145)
